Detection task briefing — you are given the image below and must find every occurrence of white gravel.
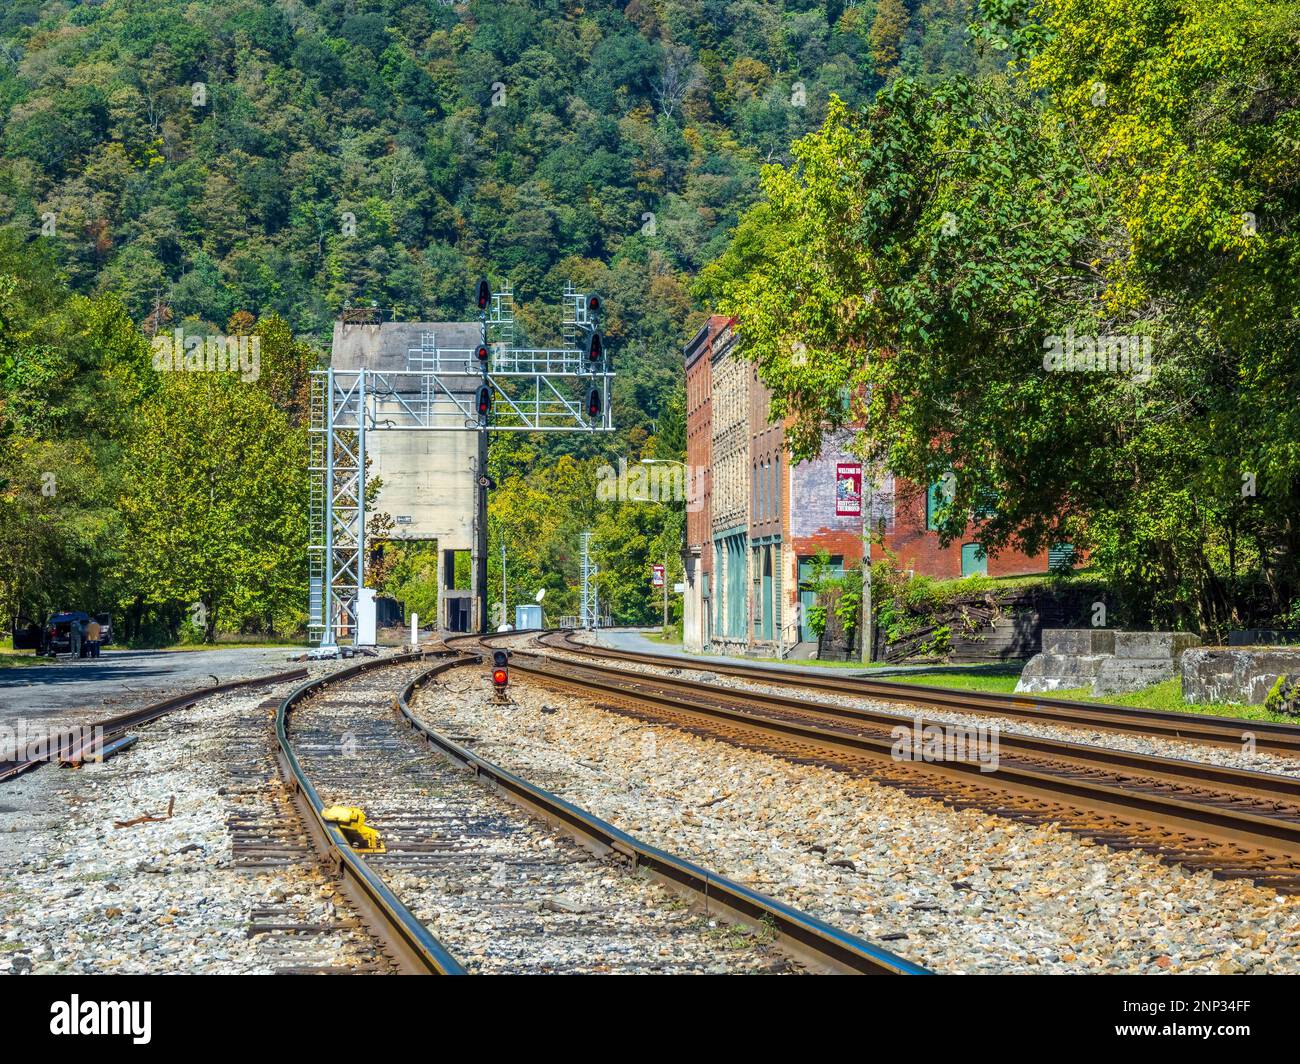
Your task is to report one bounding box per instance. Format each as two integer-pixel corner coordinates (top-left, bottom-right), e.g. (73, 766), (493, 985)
(0, 660), (385, 975)
(542, 641), (1300, 778)
(413, 664), (1300, 975)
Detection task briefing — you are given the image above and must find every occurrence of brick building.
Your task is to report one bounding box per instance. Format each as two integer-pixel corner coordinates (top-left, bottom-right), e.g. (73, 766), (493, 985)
(681, 320), (1056, 657)
(682, 316), (720, 651)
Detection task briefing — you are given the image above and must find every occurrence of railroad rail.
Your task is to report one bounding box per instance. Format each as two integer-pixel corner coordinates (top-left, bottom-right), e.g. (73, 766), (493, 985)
(278, 647), (928, 974)
(399, 655), (927, 974)
(275, 652), (466, 975)
(492, 635), (1300, 892)
(534, 630), (1300, 757)
(0, 666), (309, 784)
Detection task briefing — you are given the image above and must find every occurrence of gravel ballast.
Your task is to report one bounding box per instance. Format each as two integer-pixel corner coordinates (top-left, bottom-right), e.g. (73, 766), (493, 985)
(0, 661), (387, 975)
(413, 661), (1300, 975)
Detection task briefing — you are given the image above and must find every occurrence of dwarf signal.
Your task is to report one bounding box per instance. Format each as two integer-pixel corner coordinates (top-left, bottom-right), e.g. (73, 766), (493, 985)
(491, 649), (509, 693)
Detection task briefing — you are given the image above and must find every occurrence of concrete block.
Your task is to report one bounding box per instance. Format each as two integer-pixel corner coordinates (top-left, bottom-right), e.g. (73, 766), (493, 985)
(1113, 631), (1200, 660)
(1014, 653), (1109, 693)
(1093, 657), (1178, 695)
(1182, 647), (1300, 705)
(1040, 629), (1116, 656)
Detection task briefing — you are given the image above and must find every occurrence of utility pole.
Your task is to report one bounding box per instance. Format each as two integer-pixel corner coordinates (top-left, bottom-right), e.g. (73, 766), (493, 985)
(501, 533), (508, 629)
(474, 279), (491, 634)
(579, 531), (597, 629)
(641, 458), (685, 636)
(474, 439), (489, 634)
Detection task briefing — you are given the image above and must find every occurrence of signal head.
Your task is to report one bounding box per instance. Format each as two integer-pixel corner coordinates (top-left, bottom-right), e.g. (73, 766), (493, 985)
(585, 292), (602, 318)
(475, 385), (492, 416)
(476, 277), (492, 311)
(475, 343), (489, 365)
(586, 386), (602, 418)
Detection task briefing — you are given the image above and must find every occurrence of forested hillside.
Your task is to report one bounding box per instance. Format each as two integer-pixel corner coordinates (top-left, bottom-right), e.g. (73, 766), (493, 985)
(0, 0), (996, 636)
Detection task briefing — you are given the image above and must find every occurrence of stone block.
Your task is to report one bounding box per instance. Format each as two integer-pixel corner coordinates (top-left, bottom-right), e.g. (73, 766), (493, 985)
(1113, 631), (1200, 660)
(1182, 647), (1300, 705)
(1014, 653), (1109, 693)
(1093, 657), (1179, 695)
(1040, 629), (1116, 656)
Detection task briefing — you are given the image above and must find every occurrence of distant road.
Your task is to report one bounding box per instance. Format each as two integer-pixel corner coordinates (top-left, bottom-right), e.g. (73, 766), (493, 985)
(0, 647), (303, 726)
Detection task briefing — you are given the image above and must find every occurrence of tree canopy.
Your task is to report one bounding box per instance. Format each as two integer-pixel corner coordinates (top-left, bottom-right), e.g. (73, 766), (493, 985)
(698, 0), (1300, 634)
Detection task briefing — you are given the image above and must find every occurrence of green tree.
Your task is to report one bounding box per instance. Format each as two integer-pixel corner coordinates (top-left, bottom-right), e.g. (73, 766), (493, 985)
(869, 0), (910, 75)
(118, 372), (305, 641)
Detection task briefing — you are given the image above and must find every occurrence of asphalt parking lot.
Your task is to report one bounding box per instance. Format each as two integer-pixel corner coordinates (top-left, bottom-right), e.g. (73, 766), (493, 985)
(0, 646), (304, 727)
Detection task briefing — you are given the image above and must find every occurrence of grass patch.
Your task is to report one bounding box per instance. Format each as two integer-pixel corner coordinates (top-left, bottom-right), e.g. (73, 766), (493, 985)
(925, 566), (1105, 603)
(1044, 678), (1291, 723)
(0, 644), (51, 670)
(886, 667), (1289, 723)
(886, 667), (1024, 693)
(701, 917), (776, 951)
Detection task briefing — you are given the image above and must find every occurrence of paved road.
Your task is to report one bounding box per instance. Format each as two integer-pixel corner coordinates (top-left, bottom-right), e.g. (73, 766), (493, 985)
(0, 647), (304, 726)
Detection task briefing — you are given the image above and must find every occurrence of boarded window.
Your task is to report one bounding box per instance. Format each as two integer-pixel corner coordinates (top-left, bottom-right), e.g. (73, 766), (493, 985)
(1049, 542), (1075, 571)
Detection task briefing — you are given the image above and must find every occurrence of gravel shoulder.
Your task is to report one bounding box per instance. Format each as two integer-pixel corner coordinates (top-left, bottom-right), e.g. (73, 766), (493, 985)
(413, 661), (1300, 974)
(0, 660), (389, 975)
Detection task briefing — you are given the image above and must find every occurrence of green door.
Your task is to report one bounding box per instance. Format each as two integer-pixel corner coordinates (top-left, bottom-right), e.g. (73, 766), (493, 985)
(961, 543), (987, 577)
(761, 548), (773, 641)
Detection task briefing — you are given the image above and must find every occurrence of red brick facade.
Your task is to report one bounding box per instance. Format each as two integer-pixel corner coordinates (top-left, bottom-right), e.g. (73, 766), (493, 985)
(883, 480), (1048, 579)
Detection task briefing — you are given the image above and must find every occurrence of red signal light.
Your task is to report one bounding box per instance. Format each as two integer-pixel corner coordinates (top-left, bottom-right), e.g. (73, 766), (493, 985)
(492, 668), (508, 687)
(476, 385), (492, 416)
(586, 387), (602, 418)
(476, 278), (492, 311)
(475, 344), (489, 365)
(586, 331), (603, 362)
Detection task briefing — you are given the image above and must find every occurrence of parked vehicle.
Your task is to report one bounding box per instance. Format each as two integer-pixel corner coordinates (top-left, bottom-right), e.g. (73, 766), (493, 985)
(9, 612), (113, 657)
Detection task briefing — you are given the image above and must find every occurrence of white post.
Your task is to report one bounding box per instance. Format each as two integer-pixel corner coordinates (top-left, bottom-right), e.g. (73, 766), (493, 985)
(410, 612), (419, 648)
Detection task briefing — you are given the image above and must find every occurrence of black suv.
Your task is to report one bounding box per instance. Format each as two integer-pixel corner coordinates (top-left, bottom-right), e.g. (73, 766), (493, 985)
(11, 612), (113, 657)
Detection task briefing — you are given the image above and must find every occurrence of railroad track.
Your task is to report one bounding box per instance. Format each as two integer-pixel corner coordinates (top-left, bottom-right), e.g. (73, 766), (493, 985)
(277, 650), (927, 974)
(484, 635), (1300, 893)
(533, 630), (1300, 758)
(0, 667), (309, 784)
